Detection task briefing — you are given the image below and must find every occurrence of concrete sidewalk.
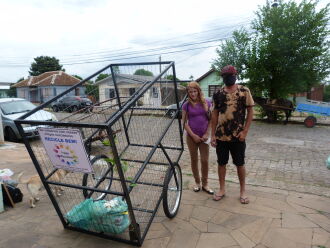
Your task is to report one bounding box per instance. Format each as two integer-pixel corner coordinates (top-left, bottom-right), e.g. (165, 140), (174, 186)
(0, 141), (329, 248)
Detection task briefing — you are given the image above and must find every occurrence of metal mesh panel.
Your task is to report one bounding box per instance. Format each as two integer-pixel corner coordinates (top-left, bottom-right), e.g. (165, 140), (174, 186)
(15, 62), (184, 245)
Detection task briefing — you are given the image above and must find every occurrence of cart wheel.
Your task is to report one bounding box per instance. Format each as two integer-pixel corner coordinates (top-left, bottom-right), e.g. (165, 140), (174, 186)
(304, 116), (316, 128)
(82, 155), (113, 200)
(163, 163), (182, 218)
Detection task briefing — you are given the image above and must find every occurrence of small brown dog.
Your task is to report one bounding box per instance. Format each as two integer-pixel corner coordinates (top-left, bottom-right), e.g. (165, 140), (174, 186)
(17, 169), (69, 208)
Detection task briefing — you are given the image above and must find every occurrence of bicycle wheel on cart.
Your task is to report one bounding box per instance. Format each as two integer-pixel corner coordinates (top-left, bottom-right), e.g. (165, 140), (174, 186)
(82, 154), (113, 200)
(162, 163), (182, 218)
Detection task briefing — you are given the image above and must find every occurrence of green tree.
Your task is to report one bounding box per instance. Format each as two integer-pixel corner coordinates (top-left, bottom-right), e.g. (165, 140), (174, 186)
(212, 28), (251, 80)
(29, 56), (64, 76)
(211, 0), (330, 100)
(95, 73), (109, 82)
(165, 75), (180, 81)
(72, 75), (83, 80)
(133, 69), (153, 76)
(248, 0), (330, 99)
(8, 77), (24, 97)
(85, 83), (99, 102)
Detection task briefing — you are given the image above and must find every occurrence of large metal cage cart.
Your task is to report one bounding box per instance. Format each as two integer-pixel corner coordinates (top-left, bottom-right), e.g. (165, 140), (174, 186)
(15, 62), (185, 246)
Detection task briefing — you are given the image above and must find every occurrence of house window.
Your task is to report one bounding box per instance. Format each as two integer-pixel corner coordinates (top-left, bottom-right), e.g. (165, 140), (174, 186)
(18, 89), (27, 99)
(129, 88), (136, 96)
(42, 88), (52, 98)
(109, 88), (116, 99)
(208, 85), (220, 98)
(152, 87), (158, 98)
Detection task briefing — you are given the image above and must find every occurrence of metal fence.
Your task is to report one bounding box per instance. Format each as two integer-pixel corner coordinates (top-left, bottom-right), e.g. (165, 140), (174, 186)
(15, 62), (185, 246)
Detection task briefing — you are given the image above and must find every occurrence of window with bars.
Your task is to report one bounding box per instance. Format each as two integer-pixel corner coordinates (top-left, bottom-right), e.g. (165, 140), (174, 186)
(208, 85), (220, 97)
(152, 87), (158, 98)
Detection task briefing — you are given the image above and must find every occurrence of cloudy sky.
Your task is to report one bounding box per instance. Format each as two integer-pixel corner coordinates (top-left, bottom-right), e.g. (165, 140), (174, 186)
(0, 0), (324, 82)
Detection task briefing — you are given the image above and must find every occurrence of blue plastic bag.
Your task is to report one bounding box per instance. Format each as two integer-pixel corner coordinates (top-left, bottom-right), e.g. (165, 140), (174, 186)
(91, 197), (130, 234)
(66, 197), (130, 234)
(65, 198), (94, 230)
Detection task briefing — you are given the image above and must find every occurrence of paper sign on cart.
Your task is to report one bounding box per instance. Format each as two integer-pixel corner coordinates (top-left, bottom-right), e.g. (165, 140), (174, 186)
(38, 128), (93, 173)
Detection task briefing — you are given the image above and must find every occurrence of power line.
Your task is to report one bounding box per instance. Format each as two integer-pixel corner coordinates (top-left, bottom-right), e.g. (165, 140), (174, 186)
(0, 20), (252, 67)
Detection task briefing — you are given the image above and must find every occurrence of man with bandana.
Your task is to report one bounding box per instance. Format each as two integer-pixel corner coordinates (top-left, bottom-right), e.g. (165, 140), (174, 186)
(211, 65), (254, 204)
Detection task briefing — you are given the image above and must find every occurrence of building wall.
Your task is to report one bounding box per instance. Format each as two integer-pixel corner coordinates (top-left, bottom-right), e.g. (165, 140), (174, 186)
(198, 71), (222, 98)
(288, 85), (325, 103)
(16, 87), (29, 100)
(99, 81), (163, 106)
(16, 86), (86, 103)
(309, 85), (324, 101)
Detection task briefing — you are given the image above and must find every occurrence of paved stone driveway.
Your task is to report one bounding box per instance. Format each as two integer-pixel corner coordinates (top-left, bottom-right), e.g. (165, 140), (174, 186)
(181, 121), (330, 197)
(0, 121), (329, 248)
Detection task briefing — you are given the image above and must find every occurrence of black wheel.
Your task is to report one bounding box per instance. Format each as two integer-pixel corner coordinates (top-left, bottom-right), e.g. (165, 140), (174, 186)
(82, 155), (113, 200)
(5, 127), (18, 142)
(168, 110), (176, 119)
(304, 116), (316, 128)
(52, 106), (59, 112)
(163, 163), (182, 218)
(71, 105), (79, 113)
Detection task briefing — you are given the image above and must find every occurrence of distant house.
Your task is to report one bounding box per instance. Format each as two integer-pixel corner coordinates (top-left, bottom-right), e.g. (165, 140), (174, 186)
(0, 82), (13, 98)
(95, 74), (186, 107)
(196, 69), (223, 98)
(289, 85), (325, 103)
(12, 71), (85, 103)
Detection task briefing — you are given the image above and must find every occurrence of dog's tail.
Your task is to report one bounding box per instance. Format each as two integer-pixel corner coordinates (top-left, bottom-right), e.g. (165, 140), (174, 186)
(16, 172), (29, 184)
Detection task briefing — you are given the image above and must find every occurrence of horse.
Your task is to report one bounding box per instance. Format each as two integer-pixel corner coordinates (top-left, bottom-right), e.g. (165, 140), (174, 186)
(253, 96), (294, 124)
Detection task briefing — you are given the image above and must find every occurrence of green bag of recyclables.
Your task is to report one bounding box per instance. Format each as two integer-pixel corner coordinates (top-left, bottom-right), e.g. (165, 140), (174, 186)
(327, 156), (330, 169)
(66, 197), (130, 234)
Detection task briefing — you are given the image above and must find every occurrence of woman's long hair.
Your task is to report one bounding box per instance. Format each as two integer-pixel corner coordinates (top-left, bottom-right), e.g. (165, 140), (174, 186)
(187, 81), (208, 111)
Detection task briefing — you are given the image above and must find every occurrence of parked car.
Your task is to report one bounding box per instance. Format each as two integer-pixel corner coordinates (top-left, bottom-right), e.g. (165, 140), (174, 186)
(51, 96), (92, 112)
(166, 100), (186, 119)
(166, 97), (212, 119)
(0, 98), (56, 142)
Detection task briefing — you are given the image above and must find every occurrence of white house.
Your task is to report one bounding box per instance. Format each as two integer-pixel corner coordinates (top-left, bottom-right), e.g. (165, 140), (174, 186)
(95, 74), (185, 107)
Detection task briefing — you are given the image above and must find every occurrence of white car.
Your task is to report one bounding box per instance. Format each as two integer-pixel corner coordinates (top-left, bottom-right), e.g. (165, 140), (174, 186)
(0, 98), (57, 142)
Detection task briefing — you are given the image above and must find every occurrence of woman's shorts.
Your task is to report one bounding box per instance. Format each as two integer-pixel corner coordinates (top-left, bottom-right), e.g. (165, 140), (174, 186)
(216, 140), (246, 166)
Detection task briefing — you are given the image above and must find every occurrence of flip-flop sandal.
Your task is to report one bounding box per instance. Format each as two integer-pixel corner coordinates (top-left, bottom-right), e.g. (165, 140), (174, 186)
(193, 185), (201, 192)
(213, 193), (225, 201)
(240, 197), (249, 204)
(202, 187), (214, 195)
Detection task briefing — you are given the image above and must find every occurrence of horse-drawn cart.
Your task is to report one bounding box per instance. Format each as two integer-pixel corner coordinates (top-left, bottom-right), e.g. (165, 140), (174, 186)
(296, 100), (330, 128)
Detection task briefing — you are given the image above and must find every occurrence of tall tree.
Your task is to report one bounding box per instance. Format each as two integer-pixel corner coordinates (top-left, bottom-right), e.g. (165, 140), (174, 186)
(212, 0), (330, 100)
(95, 73), (109, 82)
(29, 56), (64, 76)
(248, 0), (330, 98)
(212, 28), (251, 80)
(133, 69), (153, 76)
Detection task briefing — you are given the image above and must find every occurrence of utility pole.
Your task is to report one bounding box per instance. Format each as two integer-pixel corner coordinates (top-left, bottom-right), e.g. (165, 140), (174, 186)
(159, 55), (161, 74)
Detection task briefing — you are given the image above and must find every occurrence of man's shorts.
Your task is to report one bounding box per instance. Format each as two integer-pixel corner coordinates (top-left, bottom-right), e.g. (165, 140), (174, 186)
(216, 140), (246, 166)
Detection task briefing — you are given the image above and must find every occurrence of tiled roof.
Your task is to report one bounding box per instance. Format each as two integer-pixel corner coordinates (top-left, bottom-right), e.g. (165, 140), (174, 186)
(12, 71), (80, 88)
